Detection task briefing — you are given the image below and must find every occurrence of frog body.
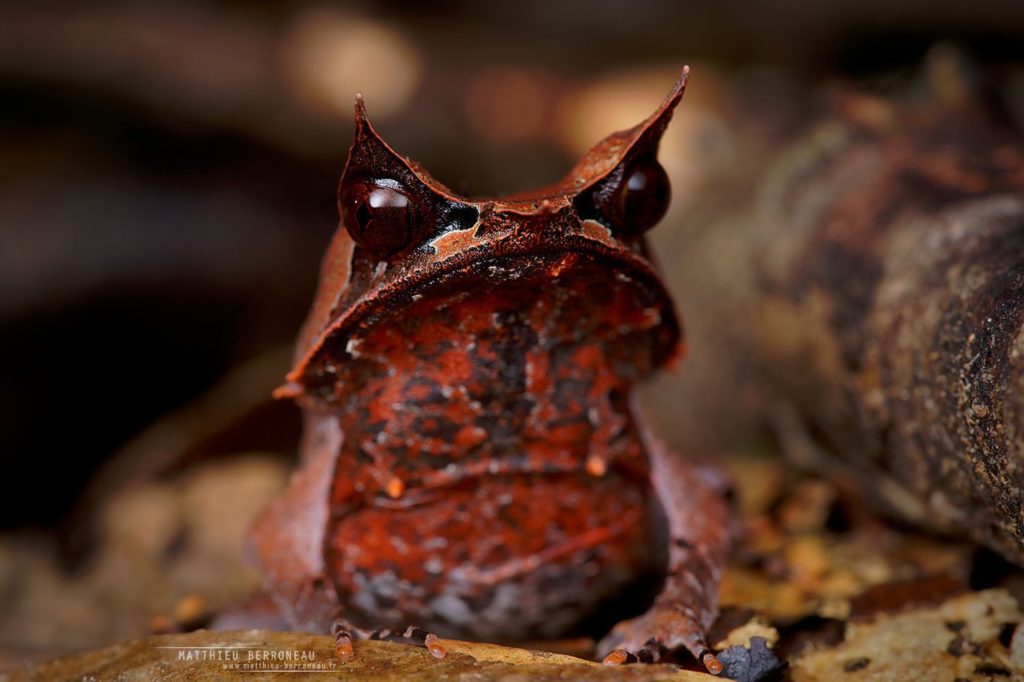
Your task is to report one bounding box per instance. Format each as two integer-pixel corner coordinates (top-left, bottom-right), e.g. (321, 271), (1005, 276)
(250, 69), (730, 673)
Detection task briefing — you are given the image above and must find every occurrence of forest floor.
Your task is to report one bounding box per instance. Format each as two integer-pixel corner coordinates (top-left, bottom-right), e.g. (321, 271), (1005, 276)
(2, 447), (1023, 681)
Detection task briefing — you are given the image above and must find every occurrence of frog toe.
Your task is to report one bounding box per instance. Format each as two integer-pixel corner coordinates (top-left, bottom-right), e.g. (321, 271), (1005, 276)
(597, 603), (722, 674)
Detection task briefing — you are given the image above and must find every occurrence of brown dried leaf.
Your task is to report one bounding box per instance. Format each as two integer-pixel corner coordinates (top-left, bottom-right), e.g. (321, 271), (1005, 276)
(6, 629), (716, 682)
(792, 589), (1022, 681)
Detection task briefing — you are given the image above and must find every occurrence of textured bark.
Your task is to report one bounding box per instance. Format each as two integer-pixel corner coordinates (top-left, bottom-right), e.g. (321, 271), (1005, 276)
(646, 89), (1024, 564)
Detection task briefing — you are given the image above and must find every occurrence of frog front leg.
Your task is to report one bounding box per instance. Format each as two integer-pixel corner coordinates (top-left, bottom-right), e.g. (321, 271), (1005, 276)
(598, 426), (731, 675)
(254, 492), (451, 664)
(247, 414), (449, 662)
(330, 619), (447, 661)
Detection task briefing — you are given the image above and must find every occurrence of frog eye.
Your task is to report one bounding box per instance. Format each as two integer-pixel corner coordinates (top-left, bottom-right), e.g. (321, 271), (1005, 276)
(590, 159), (671, 235)
(339, 180), (428, 258)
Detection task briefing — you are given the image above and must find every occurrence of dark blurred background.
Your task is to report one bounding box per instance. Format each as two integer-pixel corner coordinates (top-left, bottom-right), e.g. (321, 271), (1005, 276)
(2, 0), (1024, 535)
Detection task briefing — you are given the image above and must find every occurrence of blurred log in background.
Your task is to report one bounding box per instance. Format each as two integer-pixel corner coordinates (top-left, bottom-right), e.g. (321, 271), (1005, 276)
(641, 47), (1024, 565)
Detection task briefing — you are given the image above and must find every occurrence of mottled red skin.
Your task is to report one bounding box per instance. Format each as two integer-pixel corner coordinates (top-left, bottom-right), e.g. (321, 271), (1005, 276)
(249, 69), (730, 672)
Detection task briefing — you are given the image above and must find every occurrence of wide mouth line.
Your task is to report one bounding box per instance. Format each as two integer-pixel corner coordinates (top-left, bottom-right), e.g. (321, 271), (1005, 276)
(290, 237), (678, 385)
(361, 239), (669, 318)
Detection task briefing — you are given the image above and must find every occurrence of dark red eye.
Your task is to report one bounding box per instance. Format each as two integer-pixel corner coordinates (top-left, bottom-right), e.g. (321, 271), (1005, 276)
(339, 181), (426, 257)
(605, 160), (671, 234)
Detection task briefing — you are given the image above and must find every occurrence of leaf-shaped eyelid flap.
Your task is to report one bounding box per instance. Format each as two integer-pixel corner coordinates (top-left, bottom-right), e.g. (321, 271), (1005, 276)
(567, 67), (688, 197)
(338, 95), (477, 243)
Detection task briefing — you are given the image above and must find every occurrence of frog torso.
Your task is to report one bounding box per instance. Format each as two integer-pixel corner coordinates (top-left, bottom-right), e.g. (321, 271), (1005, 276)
(323, 253), (668, 639)
(250, 72), (726, 662)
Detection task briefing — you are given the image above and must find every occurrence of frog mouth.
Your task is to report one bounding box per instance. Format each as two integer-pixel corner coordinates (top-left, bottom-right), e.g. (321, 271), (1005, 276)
(285, 233), (682, 402)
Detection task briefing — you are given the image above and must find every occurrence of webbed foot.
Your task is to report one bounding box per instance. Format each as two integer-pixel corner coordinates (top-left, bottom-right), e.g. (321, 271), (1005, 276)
(598, 600), (722, 673)
(331, 619), (447, 661)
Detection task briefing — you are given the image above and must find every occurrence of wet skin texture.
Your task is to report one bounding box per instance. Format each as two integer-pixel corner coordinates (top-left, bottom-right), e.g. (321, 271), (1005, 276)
(250, 69), (731, 673)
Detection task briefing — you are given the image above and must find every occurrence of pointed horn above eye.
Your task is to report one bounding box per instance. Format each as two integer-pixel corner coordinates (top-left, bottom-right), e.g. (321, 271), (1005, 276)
(352, 92), (372, 139)
(563, 67), (690, 193)
(339, 92), (463, 205)
(638, 65), (689, 139)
